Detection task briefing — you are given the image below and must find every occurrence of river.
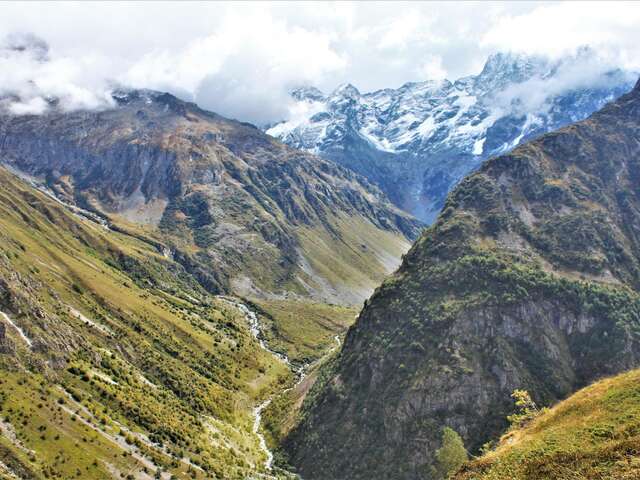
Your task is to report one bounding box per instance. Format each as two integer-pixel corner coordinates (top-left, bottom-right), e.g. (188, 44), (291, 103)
(217, 297), (341, 477)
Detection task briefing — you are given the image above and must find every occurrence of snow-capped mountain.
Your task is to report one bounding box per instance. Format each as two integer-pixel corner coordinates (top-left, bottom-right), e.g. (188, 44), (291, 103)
(267, 51), (636, 222)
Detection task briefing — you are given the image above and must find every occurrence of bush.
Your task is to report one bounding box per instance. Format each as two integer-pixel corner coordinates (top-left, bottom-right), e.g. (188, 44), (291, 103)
(434, 427), (468, 479)
(507, 389), (545, 428)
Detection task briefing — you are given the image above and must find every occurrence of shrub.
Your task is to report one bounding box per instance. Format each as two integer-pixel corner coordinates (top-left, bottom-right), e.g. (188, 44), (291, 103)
(507, 389), (544, 428)
(434, 427), (468, 479)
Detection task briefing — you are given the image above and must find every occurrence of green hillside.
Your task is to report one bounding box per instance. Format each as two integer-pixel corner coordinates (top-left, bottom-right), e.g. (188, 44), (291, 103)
(0, 165), (350, 479)
(455, 368), (640, 480)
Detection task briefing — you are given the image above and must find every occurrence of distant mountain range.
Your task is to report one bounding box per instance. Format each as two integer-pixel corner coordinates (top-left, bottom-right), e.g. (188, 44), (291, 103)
(0, 89), (420, 305)
(268, 50), (636, 222)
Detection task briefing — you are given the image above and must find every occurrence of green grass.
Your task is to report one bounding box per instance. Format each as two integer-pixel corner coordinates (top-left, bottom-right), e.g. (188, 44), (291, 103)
(295, 215), (411, 305)
(251, 299), (357, 364)
(454, 369), (640, 480)
(0, 372), (135, 480)
(0, 167), (294, 479)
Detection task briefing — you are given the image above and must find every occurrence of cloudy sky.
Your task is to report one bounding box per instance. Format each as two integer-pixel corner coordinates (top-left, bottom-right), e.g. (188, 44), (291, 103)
(0, 1), (639, 122)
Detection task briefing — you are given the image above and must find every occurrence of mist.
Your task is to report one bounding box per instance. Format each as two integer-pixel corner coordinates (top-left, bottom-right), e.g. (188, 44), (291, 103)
(0, 2), (639, 123)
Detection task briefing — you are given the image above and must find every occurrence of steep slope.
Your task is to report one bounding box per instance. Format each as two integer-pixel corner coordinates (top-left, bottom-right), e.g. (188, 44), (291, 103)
(283, 79), (640, 479)
(454, 368), (640, 480)
(0, 166), (300, 479)
(0, 90), (420, 306)
(269, 51), (635, 222)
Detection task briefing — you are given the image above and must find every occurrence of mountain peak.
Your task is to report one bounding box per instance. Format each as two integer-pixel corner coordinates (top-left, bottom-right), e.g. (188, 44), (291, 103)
(290, 86), (325, 102)
(1, 32), (49, 62)
(331, 83), (360, 98)
(477, 51), (548, 86)
(481, 51), (532, 71)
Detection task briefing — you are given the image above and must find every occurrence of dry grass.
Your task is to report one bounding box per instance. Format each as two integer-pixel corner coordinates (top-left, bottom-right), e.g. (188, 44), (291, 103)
(454, 369), (640, 480)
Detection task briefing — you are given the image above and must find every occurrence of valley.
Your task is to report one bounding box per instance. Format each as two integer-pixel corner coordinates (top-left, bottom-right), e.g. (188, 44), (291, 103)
(0, 165), (352, 479)
(2, 7), (640, 479)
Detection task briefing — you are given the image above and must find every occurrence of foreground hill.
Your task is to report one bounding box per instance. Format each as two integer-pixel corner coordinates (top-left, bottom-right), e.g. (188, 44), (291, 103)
(0, 89), (420, 305)
(0, 167), (336, 480)
(455, 368), (640, 480)
(0, 166), (300, 479)
(269, 51), (634, 222)
(283, 79), (640, 479)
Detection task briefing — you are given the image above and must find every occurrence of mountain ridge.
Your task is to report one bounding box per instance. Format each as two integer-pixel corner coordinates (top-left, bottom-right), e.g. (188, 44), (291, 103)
(268, 51), (636, 222)
(0, 88), (421, 305)
(282, 77), (640, 479)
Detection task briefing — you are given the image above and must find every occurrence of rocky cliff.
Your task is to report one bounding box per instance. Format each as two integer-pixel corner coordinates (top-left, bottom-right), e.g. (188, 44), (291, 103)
(0, 90), (421, 305)
(283, 79), (640, 479)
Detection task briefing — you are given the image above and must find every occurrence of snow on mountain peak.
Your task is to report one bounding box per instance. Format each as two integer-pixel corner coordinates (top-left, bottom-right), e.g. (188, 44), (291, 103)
(267, 51), (635, 222)
(331, 83), (360, 98)
(290, 86), (325, 102)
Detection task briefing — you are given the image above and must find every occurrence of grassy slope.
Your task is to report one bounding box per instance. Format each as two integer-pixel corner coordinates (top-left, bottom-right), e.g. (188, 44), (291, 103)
(294, 215), (411, 305)
(251, 299), (357, 364)
(455, 369), (640, 480)
(0, 167), (293, 479)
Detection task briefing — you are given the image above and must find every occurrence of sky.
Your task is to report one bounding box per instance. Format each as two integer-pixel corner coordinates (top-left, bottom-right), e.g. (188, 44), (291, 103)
(0, 1), (639, 123)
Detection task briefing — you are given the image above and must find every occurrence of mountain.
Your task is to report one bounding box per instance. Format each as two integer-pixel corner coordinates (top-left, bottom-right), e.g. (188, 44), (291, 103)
(0, 89), (420, 306)
(0, 165), (294, 479)
(268, 51), (636, 222)
(455, 368), (640, 480)
(282, 79), (640, 479)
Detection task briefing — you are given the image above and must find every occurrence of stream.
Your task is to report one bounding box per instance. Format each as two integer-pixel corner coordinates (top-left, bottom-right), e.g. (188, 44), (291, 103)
(1, 310), (33, 348)
(218, 297), (341, 476)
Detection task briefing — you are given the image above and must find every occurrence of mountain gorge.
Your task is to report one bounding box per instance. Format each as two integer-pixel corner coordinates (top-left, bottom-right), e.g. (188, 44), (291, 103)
(283, 79), (640, 479)
(0, 90), (420, 306)
(268, 51), (635, 222)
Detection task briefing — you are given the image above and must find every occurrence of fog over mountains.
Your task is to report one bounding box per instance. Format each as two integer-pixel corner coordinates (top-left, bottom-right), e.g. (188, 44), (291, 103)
(269, 50), (636, 221)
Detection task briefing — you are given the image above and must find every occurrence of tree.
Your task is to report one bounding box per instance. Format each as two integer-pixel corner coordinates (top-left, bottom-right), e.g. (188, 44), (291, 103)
(434, 427), (468, 479)
(507, 389), (541, 428)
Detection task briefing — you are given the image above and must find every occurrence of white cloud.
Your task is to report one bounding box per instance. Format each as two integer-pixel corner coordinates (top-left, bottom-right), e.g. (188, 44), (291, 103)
(0, 2), (638, 122)
(490, 48), (636, 117)
(418, 55), (447, 81)
(0, 34), (116, 114)
(123, 10), (346, 124)
(481, 2), (640, 71)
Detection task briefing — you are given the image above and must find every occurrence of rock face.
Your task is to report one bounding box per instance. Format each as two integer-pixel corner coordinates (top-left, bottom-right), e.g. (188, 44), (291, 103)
(0, 90), (421, 304)
(268, 51), (635, 222)
(284, 79), (640, 479)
